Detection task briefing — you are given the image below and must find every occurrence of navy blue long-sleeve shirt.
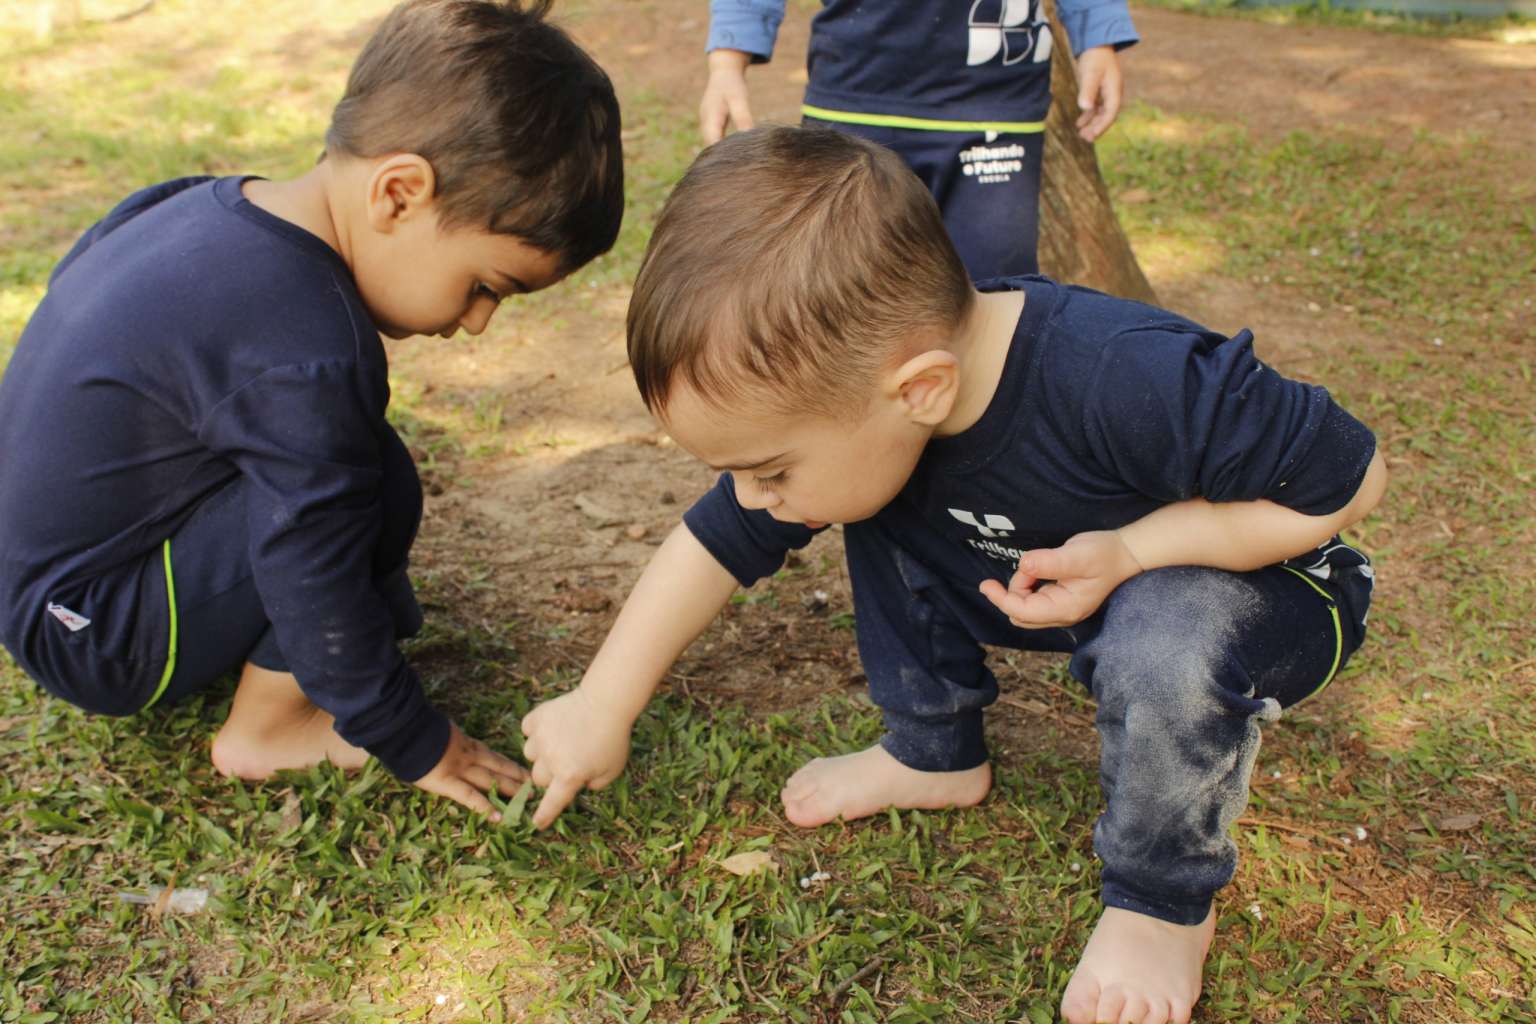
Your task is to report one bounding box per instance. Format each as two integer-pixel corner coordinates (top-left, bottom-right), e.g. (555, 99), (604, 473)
(684, 277), (1377, 592)
(709, 0), (1140, 123)
(0, 176), (449, 780)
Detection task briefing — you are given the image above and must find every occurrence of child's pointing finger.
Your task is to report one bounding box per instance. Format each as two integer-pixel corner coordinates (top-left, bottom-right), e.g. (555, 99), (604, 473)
(533, 778), (583, 830)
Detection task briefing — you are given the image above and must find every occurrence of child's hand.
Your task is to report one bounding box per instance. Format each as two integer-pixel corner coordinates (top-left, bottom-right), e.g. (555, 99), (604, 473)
(699, 49), (755, 146)
(520, 688), (633, 830)
(413, 722), (530, 821)
(978, 530), (1144, 628)
(1074, 45), (1124, 143)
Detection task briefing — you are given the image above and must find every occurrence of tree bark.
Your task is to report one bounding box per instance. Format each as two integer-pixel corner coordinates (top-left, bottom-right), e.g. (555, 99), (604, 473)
(1037, 5), (1158, 304)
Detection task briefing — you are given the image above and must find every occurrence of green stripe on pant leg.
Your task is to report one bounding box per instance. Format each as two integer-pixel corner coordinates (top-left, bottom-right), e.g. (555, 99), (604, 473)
(1280, 565), (1343, 701)
(143, 539), (178, 709)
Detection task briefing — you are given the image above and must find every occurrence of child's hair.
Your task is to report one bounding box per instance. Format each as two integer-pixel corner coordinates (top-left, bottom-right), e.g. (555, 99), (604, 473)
(627, 125), (973, 420)
(328, 0), (623, 271)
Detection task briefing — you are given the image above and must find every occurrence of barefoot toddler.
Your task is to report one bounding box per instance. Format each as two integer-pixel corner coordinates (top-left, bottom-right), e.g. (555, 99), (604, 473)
(521, 126), (1384, 1024)
(0, 0), (623, 818)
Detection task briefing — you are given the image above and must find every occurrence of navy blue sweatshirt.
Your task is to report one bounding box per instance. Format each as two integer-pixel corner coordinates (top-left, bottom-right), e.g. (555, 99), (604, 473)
(709, 0), (1140, 124)
(0, 176), (449, 780)
(684, 277), (1377, 593)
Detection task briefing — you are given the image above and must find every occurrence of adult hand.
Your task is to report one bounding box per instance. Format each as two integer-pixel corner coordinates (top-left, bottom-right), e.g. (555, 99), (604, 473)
(520, 687), (633, 830)
(413, 722), (529, 820)
(699, 48), (755, 145)
(1075, 45), (1125, 143)
(978, 530), (1144, 628)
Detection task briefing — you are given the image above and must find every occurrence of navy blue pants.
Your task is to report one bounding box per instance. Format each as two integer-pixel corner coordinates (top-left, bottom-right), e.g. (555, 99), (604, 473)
(805, 116), (1045, 280)
(843, 520), (1373, 925)
(28, 425), (424, 715)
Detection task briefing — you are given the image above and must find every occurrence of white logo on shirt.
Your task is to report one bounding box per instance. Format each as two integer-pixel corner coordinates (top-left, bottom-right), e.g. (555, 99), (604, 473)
(967, 0), (1053, 67)
(948, 508), (1015, 538)
(47, 602), (91, 632)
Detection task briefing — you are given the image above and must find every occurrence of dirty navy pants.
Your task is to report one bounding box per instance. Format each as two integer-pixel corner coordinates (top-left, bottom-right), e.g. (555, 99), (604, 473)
(843, 520), (1373, 926)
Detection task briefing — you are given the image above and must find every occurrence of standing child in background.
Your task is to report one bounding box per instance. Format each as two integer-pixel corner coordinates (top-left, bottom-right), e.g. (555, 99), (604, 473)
(0, 0), (623, 819)
(521, 127), (1385, 1024)
(698, 0), (1137, 279)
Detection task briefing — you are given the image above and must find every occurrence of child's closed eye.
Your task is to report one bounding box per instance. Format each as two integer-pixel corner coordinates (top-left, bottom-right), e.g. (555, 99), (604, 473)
(755, 470), (788, 491)
(471, 281), (502, 304)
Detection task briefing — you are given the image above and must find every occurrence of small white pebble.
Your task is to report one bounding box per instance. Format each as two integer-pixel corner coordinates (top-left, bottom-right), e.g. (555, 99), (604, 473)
(1271, 770), (1283, 779)
(434, 994), (447, 1006)
(1342, 836), (1352, 845)
(799, 877), (810, 889)
(813, 590), (830, 602)
(1355, 826), (1368, 841)
(1248, 902), (1263, 921)
(1070, 862), (1081, 873)
(1306, 301), (1322, 313)
(1432, 338), (1443, 347)
(1422, 691), (1434, 700)
(810, 870), (832, 883)
(1309, 247), (1321, 257)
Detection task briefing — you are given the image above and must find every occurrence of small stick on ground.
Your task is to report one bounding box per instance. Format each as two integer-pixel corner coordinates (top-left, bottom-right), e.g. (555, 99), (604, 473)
(828, 958), (882, 1004)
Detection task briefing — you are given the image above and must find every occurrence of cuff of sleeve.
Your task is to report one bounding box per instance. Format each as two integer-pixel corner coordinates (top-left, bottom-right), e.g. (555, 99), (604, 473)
(1276, 405), (1377, 516)
(706, 12), (778, 61)
(365, 704), (452, 782)
(1061, 7), (1140, 56)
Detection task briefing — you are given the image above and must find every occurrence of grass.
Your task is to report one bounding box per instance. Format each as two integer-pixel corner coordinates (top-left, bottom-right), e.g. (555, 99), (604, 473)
(2, 1), (1534, 1021)
(1130, 0), (1536, 40)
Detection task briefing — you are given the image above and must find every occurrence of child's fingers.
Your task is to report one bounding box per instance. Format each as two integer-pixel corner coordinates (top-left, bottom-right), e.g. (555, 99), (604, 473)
(727, 95), (755, 134)
(475, 745), (529, 782)
(533, 778), (583, 830)
(441, 778), (502, 823)
(521, 735), (540, 762)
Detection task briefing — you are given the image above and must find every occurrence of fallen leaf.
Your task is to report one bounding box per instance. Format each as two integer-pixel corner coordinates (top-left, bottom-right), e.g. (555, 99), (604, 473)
(717, 850), (779, 877)
(279, 790), (302, 833)
(552, 587), (611, 613)
(1436, 813), (1481, 832)
(574, 494), (622, 526)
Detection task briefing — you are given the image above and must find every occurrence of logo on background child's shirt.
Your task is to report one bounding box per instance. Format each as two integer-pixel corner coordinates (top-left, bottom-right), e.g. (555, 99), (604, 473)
(948, 508), (1027, 564)
(966, 0), (1052, 68)
(46, 602), (91, 632)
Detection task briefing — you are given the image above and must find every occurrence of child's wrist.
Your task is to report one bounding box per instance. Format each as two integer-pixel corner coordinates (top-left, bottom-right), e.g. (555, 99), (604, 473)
(706, 48), (752, 76)
(575, 677), (646, 731)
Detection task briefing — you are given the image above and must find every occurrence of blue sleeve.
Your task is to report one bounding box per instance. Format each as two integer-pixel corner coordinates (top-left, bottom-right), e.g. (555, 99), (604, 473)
(50, 177), (215, 288)
(1083, 329), (1376, 516)
(1053, 0), (1139, 56)
(199, 361), (449, 781)
(707, 0), (787, 62)
(682, 474), (822, 587)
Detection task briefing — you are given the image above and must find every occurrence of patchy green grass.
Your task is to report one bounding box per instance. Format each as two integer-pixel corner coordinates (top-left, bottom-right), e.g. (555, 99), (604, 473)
(1131, 0), (1536, 40)
(3, 1), (1534, 1022)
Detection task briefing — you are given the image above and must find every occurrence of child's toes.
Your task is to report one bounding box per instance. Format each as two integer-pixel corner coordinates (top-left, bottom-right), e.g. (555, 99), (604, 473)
(1059, 972), (1100, 1024)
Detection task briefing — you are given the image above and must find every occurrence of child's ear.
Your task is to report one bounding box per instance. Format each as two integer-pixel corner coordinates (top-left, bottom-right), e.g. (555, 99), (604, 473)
(888, 350), (960, 426)
(365, 154), (437, 234)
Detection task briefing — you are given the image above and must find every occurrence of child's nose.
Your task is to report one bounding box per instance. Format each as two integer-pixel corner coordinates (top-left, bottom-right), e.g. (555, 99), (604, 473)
(461, 298), (498, 336)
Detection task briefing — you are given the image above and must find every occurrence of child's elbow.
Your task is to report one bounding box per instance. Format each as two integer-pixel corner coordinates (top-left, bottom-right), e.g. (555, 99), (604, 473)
(1343, 449), (1388, 525)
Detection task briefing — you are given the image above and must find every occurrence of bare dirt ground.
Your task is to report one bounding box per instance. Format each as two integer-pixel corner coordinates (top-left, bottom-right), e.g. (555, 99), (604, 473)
(389, 1), (1534, 730)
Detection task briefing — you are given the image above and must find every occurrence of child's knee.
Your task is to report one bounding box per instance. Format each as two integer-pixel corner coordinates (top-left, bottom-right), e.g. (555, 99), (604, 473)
(1074, 568), (1277, 716)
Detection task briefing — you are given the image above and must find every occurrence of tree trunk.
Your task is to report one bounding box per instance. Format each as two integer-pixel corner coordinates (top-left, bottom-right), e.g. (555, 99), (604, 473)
(1037, 5), (1158, 304)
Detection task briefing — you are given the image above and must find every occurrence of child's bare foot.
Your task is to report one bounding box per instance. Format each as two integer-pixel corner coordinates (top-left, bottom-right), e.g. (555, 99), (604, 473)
(210, 662), (369, 779)
(780, 743), (991, 827)
(1059, 906), (1215, 1024)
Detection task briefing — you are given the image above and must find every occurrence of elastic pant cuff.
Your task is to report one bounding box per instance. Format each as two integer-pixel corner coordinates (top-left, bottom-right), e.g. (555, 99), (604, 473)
(1102, 881), (1213, 926)
(880, 711), (988, 772)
